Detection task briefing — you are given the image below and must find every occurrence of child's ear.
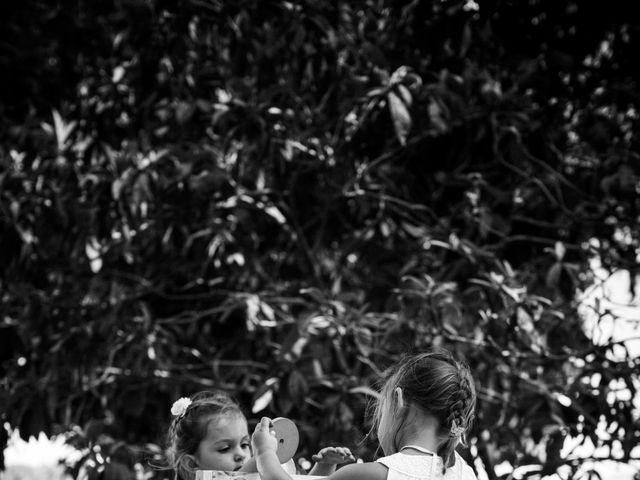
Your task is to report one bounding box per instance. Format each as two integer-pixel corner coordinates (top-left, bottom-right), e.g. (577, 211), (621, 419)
(184, 453), (199, 469)
(394, 387), (405, 408)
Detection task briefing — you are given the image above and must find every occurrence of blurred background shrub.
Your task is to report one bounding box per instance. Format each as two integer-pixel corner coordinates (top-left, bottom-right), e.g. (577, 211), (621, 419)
(1, 1), (639, 479)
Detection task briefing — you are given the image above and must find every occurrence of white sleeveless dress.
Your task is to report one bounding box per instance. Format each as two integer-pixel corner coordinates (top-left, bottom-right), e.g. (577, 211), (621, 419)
(375, 445), (477, 480)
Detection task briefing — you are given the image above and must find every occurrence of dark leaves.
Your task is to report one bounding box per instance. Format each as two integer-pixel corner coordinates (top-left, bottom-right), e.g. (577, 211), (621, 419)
(1, 1), (639, 478)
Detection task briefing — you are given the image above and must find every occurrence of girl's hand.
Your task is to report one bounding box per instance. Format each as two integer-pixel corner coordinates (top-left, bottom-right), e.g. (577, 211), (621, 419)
(251, 417), (278, 455)
(311, 446), (355, 465)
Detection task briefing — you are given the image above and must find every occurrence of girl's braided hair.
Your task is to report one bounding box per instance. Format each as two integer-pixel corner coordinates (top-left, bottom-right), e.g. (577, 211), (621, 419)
(374, 349), (476, 473)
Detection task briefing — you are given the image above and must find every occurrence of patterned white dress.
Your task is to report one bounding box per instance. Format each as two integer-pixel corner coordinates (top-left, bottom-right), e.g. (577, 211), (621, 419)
(376, 445), (477, 480)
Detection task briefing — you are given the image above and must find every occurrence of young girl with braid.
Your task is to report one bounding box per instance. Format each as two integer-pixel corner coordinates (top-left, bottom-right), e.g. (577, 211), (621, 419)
(252, 349), (478, 480)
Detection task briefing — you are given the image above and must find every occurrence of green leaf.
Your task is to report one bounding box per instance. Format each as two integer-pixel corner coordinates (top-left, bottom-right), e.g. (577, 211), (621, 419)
(387, 90), (412, 145)
(287, 370), (308, 399)
(348, 386), (380, 399)
(252, 378), (278, 414)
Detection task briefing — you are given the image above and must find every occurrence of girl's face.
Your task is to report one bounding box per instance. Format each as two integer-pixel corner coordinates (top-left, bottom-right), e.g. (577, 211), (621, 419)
(195, 413), (251, 471)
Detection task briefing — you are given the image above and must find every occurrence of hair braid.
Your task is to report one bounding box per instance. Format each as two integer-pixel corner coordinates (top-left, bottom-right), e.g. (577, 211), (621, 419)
(438, 356), (476, 473)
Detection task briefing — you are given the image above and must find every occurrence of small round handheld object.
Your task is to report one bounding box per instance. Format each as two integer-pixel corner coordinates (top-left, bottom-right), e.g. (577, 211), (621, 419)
(272, 417), (299, 464)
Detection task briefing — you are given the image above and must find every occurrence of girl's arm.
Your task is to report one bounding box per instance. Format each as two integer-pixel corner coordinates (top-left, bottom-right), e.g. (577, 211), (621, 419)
(308, 447), (355, 476)
(237, 456), (257, 473)
(255, 450), (291, 480)
(251, 417), (387, 480)
(323, 462), (388, 480)
(252, 418), (292, 480)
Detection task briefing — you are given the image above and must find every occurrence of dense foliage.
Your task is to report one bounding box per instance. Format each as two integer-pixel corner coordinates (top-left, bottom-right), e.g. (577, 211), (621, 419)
(1, 1), (639, 478)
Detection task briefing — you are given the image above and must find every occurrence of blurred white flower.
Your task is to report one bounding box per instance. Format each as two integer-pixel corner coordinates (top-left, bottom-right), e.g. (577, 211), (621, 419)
(1, 428), (80, 480)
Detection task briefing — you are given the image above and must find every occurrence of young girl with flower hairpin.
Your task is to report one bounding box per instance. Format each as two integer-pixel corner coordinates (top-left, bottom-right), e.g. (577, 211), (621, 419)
(252, 349), (478, 480)
(165, 390), (354, 480)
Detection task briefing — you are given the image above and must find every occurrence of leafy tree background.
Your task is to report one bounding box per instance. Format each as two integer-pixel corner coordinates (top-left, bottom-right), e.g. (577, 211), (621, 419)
(1, 1), (639, 479)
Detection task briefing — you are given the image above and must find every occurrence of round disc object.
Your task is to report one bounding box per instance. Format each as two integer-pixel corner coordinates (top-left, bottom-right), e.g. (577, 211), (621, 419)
(272, 417), (299, 464)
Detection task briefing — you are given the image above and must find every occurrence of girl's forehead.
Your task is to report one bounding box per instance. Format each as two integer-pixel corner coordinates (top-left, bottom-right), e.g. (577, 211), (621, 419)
(206, 412), (248, 432)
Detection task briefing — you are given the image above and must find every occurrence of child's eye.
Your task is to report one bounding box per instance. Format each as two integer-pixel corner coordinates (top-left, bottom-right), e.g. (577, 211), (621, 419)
(218, 447), (230, 453)
(241, 443), (250, 449)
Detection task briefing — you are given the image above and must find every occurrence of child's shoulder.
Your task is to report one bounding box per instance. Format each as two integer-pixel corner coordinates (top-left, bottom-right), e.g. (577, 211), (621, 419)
(329, 461), (388, 480)
(375, 451), (477, 480)
(376, 451), (439, 478)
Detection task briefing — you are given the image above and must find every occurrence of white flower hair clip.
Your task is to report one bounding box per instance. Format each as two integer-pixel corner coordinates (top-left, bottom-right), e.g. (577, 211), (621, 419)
(449, 419), (465, 438)
(171, 397), (192, 418)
